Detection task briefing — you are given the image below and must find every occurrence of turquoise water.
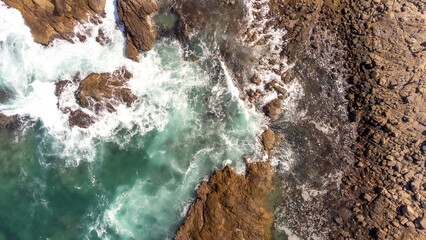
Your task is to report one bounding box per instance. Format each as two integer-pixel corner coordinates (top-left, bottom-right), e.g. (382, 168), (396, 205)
(0, 1), (263, 239)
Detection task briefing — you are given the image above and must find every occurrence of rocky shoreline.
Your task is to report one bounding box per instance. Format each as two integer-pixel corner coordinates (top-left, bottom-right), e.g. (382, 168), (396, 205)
(173, 0), (425, 239)
(1, 0), (424, 239)
(323, 0), (425, 239)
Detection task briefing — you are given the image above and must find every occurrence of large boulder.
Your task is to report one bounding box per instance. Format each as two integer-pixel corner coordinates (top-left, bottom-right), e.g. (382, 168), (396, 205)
(175, 162), (274, 240)
(75, 68), (137, 113)
(263, 98), (283, 120)
(2, 0), (106, 45)
(116, 0), (158, 61)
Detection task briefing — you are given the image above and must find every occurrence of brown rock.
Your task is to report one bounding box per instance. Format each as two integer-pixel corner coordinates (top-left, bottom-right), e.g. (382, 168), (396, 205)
(68, 109), (94, 128)
(402, 205), (417, 221)
(261, 129), (280, 151)
(55, 68), (137, 128)
(263, 99), (283, 120)
(2, 0), (106, 45)
(75, 68), (137, 113)
(251, 75), (261, 85)
(175, 162), (274, 240)
(373, 227), (387, 239)
(117, 0), (158, 61)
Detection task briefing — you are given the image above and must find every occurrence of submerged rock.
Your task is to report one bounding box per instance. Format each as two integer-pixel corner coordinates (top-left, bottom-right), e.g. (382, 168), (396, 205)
(175, 162), (273, 240)
(2, 0), (106, 45)
(0, 88), (13, 103)
(116, 0), (158, 61)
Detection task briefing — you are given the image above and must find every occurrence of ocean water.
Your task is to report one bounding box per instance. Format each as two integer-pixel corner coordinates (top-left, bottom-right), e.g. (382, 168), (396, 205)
(0, 1), (264, 239)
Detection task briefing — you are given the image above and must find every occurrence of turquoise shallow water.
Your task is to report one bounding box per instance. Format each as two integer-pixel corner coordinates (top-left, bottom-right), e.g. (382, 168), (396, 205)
(0, 1), (263, 239)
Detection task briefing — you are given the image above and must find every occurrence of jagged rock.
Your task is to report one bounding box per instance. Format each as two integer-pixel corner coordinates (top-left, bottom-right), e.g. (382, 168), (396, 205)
(175, 162), (273, 240)
(116, 0), (158, 61)
(68, 109), (94, 128)
(373, 227), (387, 239)
(55, 68), (137, 128)
(0, 113), (22, 132)
(251, 75), (261, 85)
(2, 0), (106, 45)
(402, 205), (417, 221)
(363, 193), (373, 202)
(75, 68), (136, 113)
(263, 99), (283, 120)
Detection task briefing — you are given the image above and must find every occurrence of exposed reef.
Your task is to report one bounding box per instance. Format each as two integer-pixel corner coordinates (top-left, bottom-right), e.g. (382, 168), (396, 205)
(55, 67), (137, 128)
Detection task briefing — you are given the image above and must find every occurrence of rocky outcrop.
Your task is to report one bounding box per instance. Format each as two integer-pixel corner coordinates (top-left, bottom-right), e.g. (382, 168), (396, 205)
(2, 0), (106, 45)
(175, 161), (274, 240)
(116, 0), (158, 61)
(261, 128), (280, 152)
(75, 69), (136, 112)
(263, 99), (283, 120)
(0, 114), (23, 132)
(174, 0), (425, 239)
(55, 68), (137, 128)
(323, 0), (425, 239)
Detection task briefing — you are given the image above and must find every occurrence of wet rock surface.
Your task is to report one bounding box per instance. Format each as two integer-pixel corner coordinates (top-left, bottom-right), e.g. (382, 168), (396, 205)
(2, 0), (106, 45)
(175, 161), (274, 240)
(117, 0), (158, 61)
(55, 68), (137, 128)
(0, 113), (22, 132)
(175, 0), (425, 239)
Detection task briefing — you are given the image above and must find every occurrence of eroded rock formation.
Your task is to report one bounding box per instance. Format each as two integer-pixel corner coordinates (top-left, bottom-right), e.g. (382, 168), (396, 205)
(2, 0), (106, 45)
(117, 0), (158, 61)
(175, 161), (274, 240)
(55, 67), (137, 128)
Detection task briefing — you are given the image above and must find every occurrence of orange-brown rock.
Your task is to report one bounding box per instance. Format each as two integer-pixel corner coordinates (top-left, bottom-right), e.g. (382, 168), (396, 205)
(117, 0), (158, 61)
(55, 68), (137, 128)
(75, 68), (137, 113)
(2, 0), (106, 45)
(261, 129), (279, 152)
(175, 162), (274, 240)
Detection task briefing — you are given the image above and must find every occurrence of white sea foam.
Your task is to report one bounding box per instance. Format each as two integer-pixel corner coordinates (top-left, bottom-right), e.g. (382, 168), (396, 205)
(0, 0), (217, 165)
